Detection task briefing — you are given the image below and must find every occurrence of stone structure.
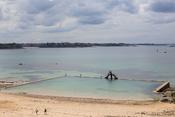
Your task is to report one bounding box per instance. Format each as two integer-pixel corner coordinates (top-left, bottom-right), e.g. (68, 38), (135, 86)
(155, 82), (170, 93)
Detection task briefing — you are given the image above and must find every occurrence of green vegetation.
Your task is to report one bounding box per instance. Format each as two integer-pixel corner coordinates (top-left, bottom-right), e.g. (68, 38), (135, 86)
(0, 42), (174, 49)
(0, 43), (23, 49)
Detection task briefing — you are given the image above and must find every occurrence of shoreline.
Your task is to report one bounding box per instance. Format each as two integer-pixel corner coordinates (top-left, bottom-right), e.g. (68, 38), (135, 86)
(4, 92), (157, 105)
(0, 92), (175, 117)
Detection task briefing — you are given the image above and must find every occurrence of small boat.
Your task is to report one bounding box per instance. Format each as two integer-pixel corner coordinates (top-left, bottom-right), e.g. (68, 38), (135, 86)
(18, 63), (23, 65)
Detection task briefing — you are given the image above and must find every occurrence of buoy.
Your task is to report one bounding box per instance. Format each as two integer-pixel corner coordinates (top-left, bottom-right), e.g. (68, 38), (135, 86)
(19, 63), (23, 66)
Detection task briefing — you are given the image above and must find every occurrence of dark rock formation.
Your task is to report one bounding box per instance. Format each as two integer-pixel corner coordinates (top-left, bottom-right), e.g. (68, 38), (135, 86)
(160, 88), (175, 103)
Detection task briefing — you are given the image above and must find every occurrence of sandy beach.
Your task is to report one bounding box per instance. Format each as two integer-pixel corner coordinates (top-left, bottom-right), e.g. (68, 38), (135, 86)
(0, 93), (175, 117)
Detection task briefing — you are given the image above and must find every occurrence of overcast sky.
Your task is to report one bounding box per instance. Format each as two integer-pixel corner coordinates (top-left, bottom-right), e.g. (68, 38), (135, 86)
(0, 0), (175, 43)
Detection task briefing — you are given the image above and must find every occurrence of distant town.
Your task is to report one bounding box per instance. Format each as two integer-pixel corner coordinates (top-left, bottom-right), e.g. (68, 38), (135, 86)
(0, 43), (175, 49)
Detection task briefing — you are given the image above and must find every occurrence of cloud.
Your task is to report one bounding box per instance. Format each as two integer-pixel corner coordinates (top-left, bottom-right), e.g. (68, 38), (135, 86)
(146, 13), (175, 24)
(0, 8), (2, 19)
(149, 0), (175, 13)
(105, 0), (138, 13)
(0, 0), (175, 43)
(22, 0), (57, 14)
(139, 0), (175, 24)
(71, 4), (106, 25)
(0, 0), (139, 33)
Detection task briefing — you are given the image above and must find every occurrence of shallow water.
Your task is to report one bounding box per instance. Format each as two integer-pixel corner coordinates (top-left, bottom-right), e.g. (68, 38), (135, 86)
(0, 46), (175, 99)
(4, 77), (161, 100)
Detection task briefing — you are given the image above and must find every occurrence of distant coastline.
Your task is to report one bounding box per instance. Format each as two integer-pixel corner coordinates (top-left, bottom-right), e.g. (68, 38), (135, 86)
(0, 42), (175, 49)
(0, 43), (23, 49)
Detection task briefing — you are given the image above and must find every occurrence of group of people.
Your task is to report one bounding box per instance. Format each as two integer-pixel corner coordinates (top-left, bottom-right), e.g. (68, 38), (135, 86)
(35, 108), (47, 115)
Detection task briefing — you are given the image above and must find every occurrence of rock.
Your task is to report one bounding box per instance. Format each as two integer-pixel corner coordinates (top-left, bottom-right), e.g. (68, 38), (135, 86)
(160, 90), (175, 103)
(164, 91), (175, 97)
(160, 97), (173, 103)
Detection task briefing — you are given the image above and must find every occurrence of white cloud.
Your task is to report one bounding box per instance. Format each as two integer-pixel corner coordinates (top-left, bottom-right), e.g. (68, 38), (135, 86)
(0, 0), (175, 43)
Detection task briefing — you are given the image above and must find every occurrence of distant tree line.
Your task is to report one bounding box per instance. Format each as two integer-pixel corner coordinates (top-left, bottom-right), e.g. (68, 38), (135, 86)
(0, 42), (174, 49)
(39, 43), (93, 48)
(0, 43), (23, 49)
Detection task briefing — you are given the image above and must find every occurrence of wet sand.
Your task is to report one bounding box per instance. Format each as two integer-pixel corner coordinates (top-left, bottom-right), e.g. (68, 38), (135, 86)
(0, 92), (175, 117)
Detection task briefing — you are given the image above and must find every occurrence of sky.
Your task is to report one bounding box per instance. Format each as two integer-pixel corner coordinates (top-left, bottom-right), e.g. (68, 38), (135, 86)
(0, 0), (175, 43)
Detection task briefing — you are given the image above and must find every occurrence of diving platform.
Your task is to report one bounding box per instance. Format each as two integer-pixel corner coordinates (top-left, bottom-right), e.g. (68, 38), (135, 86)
(105, 71), (118, 80)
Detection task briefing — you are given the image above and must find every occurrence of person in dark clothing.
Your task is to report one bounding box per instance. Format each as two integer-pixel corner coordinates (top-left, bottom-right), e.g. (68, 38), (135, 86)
(44, 108), (47, 115)
(35, 109), (39, 115)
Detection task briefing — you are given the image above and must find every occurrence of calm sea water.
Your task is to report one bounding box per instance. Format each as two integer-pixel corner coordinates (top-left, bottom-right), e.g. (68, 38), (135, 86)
(0, 46), (175, 99)
(5, 77), (160, 100)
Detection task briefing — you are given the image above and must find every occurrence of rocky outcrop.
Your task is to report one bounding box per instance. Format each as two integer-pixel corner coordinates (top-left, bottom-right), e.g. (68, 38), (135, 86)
(160, 88), (175, 103)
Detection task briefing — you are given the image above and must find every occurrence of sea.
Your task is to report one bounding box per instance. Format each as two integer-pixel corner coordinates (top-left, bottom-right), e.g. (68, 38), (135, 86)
(0, 46), (174, 100)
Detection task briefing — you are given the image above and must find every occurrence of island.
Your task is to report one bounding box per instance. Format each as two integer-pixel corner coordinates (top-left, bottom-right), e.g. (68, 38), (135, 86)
(0, 43), (23, 49)
(0, 42), (174, 49)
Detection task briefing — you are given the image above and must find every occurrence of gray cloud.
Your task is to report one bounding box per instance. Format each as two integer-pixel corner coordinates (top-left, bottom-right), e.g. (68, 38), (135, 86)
(0, 0), (175, 43)
(149, 0), (175, 13)
(18, 0), (63, 27)
(105, 0), (137, 13)
(0, 0), (139, 33)
(71, 5), (106, 25)
(0, 8), (2, 20)
(78, 16), (105, 25)
(144, 0), (175, 24)
(24, 0), (56, 14)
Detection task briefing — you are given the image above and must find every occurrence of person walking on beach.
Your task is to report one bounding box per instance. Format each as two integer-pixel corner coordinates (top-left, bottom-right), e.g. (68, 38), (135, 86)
(35, 109), (39, 115)
(44, 108), (47, 115)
